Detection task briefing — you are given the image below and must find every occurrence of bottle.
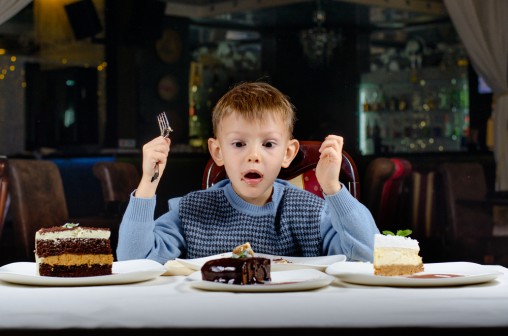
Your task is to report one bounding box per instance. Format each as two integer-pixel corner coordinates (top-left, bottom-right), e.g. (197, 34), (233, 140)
(450, 80), (460, 112)
(444, 114), (453, 138)
(366, 120), (372, 139)
(459, 82), (469, 110)
(373, 120), (382, 154)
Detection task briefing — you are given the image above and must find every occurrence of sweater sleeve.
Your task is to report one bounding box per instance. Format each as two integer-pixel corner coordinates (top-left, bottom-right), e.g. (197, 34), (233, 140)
(320, 185), (380, 262)
(116, 192), (186, 264)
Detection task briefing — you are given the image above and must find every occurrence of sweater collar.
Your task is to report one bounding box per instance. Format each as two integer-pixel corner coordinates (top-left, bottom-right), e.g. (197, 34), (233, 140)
(220, 179), (288, 215)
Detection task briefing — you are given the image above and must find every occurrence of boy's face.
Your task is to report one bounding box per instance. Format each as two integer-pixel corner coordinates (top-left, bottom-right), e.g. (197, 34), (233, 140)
(208, 112), (299, 206)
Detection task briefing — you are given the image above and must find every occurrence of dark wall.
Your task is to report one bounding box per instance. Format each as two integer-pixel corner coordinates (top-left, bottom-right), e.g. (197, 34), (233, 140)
(106, 0), (369, 158)
(260, 28), (366, 157)
(105, 0), (190, 148)
(104, 1), (493, 190)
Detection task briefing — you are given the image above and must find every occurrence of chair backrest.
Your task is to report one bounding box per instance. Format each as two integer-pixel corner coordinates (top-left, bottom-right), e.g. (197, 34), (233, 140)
(92, 161), (140, 215)
(8, 159), (69, 260)
(202, 140), (360, 199)
(0, 157), (9, 238)
(410, 169), (437, 239)
(92, 161), (140, 203)
(363, 157), (412, 231)
(439, 162), (492, 243)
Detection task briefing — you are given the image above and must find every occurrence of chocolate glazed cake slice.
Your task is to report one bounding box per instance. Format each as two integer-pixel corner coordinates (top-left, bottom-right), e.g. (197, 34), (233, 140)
(200, 242), (271, 285)
(201, 257), (271, 284)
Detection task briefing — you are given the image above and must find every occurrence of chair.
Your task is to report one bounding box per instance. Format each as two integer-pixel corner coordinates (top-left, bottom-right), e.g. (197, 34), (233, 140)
(362, 157), (412, 232)
(438, 162), (508, 265)
(0, 157), (8, 238)
(92, 161), (140, 216)
(202, 140), (360, 200)
(8, 159), (120, 261)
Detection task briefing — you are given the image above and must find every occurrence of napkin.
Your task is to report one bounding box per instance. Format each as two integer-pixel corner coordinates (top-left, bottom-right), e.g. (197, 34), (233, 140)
(162, 260), (195, 276)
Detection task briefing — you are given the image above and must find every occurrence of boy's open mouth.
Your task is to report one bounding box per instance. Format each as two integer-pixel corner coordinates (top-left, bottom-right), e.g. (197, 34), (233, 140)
(244, 172), (262, 179)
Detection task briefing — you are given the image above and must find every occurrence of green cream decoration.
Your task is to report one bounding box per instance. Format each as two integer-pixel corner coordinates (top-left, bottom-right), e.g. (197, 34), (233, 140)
(382, 229), (412, 237)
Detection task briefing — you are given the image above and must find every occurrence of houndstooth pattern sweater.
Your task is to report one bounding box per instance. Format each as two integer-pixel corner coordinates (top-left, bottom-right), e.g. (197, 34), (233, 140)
(116, 179), (380, 264)
(179, 186), (323, 259)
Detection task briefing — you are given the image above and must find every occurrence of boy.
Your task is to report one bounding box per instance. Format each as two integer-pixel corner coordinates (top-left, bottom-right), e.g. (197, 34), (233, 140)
(117, 82), (379, 263)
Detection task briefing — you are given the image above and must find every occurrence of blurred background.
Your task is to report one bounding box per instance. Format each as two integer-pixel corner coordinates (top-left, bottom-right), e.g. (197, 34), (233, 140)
(0, 0), (505, 265)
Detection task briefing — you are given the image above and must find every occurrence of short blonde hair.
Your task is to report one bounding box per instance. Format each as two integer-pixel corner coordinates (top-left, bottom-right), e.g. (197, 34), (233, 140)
(211, 82), (296, 138)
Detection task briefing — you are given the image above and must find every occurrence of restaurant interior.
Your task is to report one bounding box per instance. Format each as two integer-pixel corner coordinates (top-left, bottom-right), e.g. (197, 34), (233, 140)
(0, 0), (507, 268)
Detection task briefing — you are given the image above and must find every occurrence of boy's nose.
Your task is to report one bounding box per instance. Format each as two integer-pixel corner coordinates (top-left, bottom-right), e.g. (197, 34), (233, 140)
(247, 149), (260, 163)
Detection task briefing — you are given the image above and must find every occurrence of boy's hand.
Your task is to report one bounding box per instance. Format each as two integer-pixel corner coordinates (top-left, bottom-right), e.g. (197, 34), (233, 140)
(315, 135), (343, 196)
(135, 136), (171, 198)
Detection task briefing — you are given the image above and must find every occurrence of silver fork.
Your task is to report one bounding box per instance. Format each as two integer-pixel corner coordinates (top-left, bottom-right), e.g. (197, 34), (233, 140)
(151, 111), (173, 182)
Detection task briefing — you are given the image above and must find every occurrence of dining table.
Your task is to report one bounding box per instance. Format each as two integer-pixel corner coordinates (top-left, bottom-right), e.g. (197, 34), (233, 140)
(0, 259), (507, 336)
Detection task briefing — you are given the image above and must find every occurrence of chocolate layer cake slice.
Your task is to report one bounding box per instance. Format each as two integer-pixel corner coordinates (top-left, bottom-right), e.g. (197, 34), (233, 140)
(35, 224), (114, 277)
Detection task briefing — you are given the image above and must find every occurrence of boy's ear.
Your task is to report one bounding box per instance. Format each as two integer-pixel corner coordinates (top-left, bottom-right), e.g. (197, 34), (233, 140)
(208, 138), (224, 166)
(281, 139), (299, 168)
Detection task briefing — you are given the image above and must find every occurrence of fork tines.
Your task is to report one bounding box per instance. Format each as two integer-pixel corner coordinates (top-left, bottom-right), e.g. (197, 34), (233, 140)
(157, 112), (173, 137)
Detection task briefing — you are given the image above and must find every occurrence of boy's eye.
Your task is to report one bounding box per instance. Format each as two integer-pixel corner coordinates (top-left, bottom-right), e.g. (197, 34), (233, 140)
(233, 142), (244, 148)
(264, 141), (275, 148)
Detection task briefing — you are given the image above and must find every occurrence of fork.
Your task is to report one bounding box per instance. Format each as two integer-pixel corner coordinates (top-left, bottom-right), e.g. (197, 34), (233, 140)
(151, 112), (173, 182)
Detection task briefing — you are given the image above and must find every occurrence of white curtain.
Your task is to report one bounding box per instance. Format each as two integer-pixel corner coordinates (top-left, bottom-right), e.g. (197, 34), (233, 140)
(0, 0), (32, 26)
(444, 0), (508, 191)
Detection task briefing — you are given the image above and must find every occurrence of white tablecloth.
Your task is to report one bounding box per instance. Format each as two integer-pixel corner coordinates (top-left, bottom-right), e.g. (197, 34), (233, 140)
(0, 264), (507, 333)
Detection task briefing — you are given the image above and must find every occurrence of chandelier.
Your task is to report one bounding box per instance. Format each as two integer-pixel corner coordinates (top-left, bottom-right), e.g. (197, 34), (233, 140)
(299, 0), (341, 68)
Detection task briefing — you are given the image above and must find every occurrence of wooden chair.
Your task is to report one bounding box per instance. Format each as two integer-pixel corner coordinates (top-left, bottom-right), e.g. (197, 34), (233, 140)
(202, 140), (360, 200)
(92, 161), (140, 216)
(8, 159), (120, 261)
(0, 157), (8, 239)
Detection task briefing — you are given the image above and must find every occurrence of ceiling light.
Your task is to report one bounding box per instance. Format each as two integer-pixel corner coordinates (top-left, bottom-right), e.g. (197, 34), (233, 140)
(299, 0), (341, 68)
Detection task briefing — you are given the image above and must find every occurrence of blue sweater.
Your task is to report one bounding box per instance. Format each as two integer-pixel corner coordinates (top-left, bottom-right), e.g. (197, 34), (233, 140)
(116, 179), (379, 264)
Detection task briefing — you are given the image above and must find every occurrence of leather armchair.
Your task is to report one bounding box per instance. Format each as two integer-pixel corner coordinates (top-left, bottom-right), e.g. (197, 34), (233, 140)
(0, 157), (8, 239)
(92, 161), (140, 216)
(8, 159), (121, 261)
(363, 157), (412, 232)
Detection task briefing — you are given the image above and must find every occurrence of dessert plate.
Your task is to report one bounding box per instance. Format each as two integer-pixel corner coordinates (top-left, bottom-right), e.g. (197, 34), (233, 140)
(187, 268), (335, 292)
(176, 253), (346, 272)
(0, 259), (166, 286)
(326, 261), (503, 287)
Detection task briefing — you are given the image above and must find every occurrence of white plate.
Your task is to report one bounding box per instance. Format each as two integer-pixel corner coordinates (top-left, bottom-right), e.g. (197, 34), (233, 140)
(187, 268), (334, 292)
(176, 253), (346, 272)
(0, 259), (167, 286)
(326, 261), (503, 287)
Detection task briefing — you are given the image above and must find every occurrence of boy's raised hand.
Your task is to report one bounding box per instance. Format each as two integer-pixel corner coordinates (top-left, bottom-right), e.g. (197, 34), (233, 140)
(315, 135), (343, 196)
(135, 136), (171, 198)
